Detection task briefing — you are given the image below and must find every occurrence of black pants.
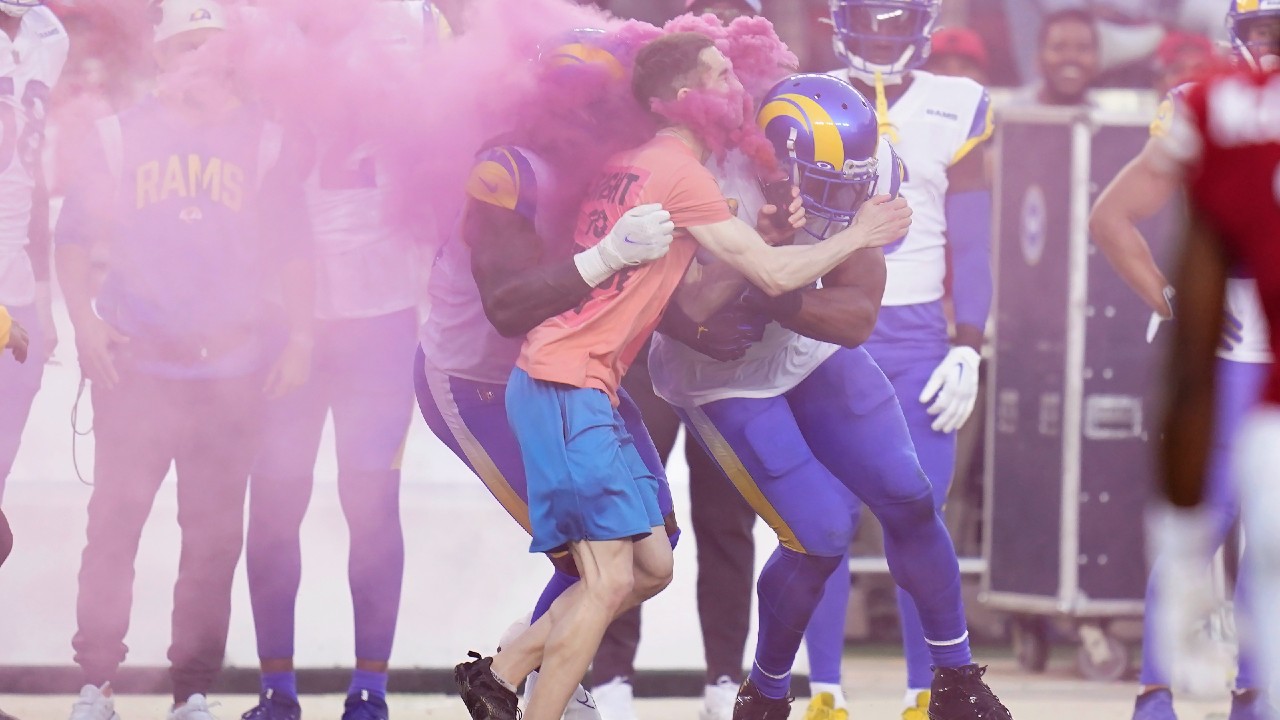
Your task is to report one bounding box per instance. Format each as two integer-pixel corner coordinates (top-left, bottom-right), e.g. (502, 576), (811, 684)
(72, 366), (263, 703)
(593, 360), (757, 684)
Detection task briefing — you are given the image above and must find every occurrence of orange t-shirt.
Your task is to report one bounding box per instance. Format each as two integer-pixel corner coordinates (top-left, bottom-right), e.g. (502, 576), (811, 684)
(518, 134), (735, 404)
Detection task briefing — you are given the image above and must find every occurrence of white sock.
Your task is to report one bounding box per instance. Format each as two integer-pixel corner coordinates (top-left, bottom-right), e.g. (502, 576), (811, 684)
(904, 687), (929, 709)
(490, 667), (516, 694)
(810, 682), (847, 709)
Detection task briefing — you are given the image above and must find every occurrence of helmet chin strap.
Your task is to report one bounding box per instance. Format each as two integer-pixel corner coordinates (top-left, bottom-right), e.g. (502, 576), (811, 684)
(0, 5), (32, 18)
(872, 71), (901, 144)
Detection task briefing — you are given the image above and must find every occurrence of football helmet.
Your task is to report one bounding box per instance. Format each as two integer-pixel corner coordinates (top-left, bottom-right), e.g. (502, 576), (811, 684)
(1228, 0), (1280, 70)
(829, 0), (941, 84)
(757, 73), (883, 239)
(538, 27), (626, 82)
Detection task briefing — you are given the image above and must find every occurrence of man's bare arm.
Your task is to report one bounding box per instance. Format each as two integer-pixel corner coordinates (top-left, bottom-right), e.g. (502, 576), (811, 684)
(1089, 137), (1181, 316)
(775, 247), (887, 348)
(686, 195), (910, 299)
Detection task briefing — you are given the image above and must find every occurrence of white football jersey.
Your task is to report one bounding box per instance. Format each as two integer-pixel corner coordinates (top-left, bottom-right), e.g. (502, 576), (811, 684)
(420, 144), (564, 384)
(649, 141), (901, 408)
(0, 7), (66, 307)
(305, 141), (421, 320)
(828, 69), (993, 308)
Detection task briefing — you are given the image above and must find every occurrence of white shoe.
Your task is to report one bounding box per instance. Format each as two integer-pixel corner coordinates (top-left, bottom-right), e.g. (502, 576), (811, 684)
(563, 684), (602, 720)
(699, 676), (738, 720)
(590, 677), (638, 720)
(167, 694), (219, 720)
(69, 683), (119, 720)
(524, 671), (602, 720)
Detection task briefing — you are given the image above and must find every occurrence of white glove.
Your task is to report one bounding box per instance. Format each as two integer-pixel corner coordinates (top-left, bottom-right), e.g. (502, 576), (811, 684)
(1145, 503), (1233, 697)
(1146, 285), (1176, 344)
(574, 203), (676, 287)
(919, 346), (981, 433)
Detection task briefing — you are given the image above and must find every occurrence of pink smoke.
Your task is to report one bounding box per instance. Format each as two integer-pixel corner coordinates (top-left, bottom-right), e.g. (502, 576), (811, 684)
(657, 13), (796, 175)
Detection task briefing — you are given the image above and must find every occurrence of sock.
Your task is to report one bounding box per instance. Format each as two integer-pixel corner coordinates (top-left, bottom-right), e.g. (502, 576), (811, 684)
(904, 687), (928, 709)
(491, 667), (517, 694)
(925, 631), (972, 671)
(749, 546), (843, 700)
(875, 494), (971, 672)
(531, 570), (578, 624)
(261, 671), (297, 701)
(809, 682), (846, 709)
(348, 669), (388, 700)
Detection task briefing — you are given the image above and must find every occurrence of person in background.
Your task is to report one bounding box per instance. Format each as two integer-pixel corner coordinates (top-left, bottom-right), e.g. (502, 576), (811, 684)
(1153, 30), (1217, 96)
(924, 27), (990, 85)
(816, 0), (997, 716)
(239, 4), (451, 720)
(684, 0), (759, 24)
(55, 1), (314, 718)
(0, 0), (67, 510)
(1025, 8), (1101, 106)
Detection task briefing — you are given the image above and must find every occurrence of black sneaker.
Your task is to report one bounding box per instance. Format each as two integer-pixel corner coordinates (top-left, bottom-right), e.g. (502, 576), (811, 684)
(732, 679), (793, 720)
(455, 651), (521, 720)
(241, 689), (302, 720)
(928, 665), (1012, 720)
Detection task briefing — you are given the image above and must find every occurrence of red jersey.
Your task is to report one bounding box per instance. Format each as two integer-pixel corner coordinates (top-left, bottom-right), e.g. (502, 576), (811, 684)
(1166, 68), (1280, 403)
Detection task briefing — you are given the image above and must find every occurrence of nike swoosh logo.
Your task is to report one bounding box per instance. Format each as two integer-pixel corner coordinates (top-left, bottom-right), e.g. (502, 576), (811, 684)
(480, 178), (500, 194)
(622, 235), (642, 244)
(577, 697), (596, 708)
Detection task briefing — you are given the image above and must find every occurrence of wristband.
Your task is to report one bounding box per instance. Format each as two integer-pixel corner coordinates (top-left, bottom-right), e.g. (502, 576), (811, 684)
(574, 245), (614, 288)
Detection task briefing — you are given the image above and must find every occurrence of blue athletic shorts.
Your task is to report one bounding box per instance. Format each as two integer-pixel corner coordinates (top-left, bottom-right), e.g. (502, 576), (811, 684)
(506, 367), (665, 554)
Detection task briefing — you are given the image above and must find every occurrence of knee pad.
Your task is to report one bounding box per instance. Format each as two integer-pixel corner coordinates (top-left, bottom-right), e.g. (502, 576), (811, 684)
(799, 510), (855, 557)
(872, 491), (939, 540)
(0, 509), (13, 568)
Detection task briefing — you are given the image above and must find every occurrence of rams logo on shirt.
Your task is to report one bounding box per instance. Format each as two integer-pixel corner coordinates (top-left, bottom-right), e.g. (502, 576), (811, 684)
(135, 154), (245, 213)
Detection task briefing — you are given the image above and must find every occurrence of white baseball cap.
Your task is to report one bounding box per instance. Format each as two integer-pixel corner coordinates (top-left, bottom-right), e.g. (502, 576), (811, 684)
(153, 0), (228, 44)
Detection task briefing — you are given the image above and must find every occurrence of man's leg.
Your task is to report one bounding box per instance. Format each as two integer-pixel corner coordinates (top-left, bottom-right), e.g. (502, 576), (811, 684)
(792, 350), (1010, 718)
(687, 430), (756, 686)
(793, 350), (969, 666)
(330, 310), (417, 707)
(501, 373), (672, 720)
(1238, 409), (1280, 708)
(1135, 359), (1266, 715)
(863, 336), (957, 697)
(525, 539), (637, 720)
(0, 303), (46, 501)
(168, 373), (264, 704)
(73, 370), (178, 693)
(245, 344), (329, 708)
(681, 393), (856, 703)
(592, 376), (681, 694)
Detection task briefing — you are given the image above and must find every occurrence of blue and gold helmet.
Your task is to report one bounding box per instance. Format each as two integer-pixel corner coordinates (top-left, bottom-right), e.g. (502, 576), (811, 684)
(538, 28), (626, 81)
(757, 73), (881, 239)
(829, 0), (940, 84)
(1228, 0), (1280, 69)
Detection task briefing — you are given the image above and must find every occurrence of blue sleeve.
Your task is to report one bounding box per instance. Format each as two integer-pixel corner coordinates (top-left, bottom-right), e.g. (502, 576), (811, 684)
(54, 135), (111, 248)
(946, 190), (993, 331)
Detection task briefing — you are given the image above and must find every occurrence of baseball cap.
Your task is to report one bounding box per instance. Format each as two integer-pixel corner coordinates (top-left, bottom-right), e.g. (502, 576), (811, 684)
(929, 27), (989, 72)
(686, 0), (763, 16)
(1154, 31), (1215, 68)
(153, 0), (227, 44)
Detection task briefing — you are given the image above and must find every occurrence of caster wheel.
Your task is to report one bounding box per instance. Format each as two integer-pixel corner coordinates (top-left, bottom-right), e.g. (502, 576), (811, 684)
(1076, 624), (1130, 682)
(1011, 616), (1050, 673)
